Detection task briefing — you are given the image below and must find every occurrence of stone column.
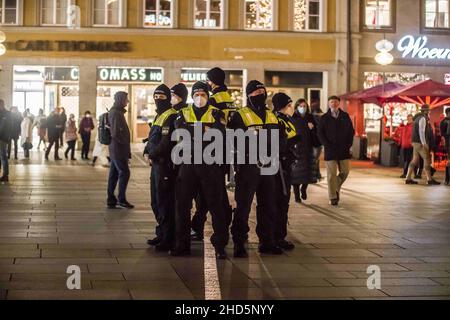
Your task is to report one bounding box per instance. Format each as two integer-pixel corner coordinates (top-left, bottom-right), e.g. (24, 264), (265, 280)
(78, 63), (98, 118)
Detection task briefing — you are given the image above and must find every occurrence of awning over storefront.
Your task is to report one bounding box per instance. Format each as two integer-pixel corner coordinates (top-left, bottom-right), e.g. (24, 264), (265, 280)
(341, 82), (404, 106)
(378, 79), (450, 108)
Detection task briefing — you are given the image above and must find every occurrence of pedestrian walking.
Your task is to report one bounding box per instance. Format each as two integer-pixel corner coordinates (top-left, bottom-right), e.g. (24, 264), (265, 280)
(405, 105), (440, 185)
(79, 111), (95, 160)
(229, 80), (283, 257)
(272, 93), (297, 250)
(171, 81), (229, 259)
(291, 99), (320, 203)
(311, 101), (324, 180)
(0, 99), (11, 183)
(91, 122), (111, 167)
(64, 114), (78, 160)
(20, 111), (33, 159)
(59, 107), (67, 147)
(34, 109), (47, 151)
(107, 91), (134, 209)
(440, 108), (450, 185)
(8, 106), (22, 160)
(399, 114), (414, 179)
(317, 96), (355, 206)
(45, 109), (63, 161)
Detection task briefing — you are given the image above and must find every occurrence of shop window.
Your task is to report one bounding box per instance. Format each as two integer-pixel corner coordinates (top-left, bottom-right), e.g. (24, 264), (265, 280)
(41, 0), (75, 26)
(194, 0), (224, 29)
(293, 0), (322, 31)
(144, 0), (173, 28)
(0, 0), (20, 25)
(362, 0), (395, 31)
(93, 0), (123, 27)
(424, 0), (450, 30)
(245, 0), (274, 30)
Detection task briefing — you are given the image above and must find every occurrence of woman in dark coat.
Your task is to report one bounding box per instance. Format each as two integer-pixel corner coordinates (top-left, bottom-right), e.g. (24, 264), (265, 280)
(290, 99), (320, 203)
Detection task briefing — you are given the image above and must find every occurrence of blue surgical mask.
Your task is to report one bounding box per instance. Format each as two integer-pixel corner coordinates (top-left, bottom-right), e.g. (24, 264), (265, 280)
(298, 107), (306, 115)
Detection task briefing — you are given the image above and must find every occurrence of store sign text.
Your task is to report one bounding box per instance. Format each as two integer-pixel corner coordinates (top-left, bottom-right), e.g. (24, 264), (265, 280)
(181, 70), (207, 82)
(4, 40), (131, 52)
(98, 68), (163, 82)
(397, 35), (450, 60)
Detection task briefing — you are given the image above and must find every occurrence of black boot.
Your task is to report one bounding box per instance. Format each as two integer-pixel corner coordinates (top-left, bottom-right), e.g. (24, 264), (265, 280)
(445, 167), (449, 186)
(293, 185), (301, 203)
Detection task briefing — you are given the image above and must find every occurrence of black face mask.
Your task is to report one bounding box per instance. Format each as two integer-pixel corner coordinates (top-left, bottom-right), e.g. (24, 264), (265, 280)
(249, 94), (267, 110)
(155, 99), (171, 113)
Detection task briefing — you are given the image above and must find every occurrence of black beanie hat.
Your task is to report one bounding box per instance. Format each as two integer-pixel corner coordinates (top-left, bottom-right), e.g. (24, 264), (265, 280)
(154, 84), (171, 99)
(246, 80), (266, 97)
(171, 83), (188, 103)
(191, 81), (210, 98)
(206, 67), (226, 86)
(272, 93), (293, 112)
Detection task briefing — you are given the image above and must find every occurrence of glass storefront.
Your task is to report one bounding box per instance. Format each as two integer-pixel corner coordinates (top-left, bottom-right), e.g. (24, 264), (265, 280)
(264, 71), (323, 109)
(96, 67), (164, 142)
(363, 72), (428, 159)
(13, 66), (80, 118)
(180, 68), (245, 108)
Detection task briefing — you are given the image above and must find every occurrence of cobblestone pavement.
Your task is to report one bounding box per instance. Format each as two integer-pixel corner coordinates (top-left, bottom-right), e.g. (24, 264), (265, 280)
(0, 151), (449, 300)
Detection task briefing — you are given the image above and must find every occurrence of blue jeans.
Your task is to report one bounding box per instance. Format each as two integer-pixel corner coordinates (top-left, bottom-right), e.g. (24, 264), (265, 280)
(0, 141), (9, 177)
(107, 159), (130, 204)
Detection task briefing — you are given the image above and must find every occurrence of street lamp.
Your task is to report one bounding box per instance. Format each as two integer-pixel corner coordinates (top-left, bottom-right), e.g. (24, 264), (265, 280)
(0, 30), (6, 56)
(375, 37), (394, 164)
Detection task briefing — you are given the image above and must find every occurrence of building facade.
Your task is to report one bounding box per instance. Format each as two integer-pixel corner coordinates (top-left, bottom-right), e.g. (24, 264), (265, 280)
(0, 0), (350, 141)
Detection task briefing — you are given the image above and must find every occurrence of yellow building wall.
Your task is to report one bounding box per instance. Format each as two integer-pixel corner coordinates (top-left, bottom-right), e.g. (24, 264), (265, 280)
(23, 0), (38, 26)
(228, 0), (240, 29)
(178, 0), (190, 28)
(3, 31), (336, 63)
(327, 0), (336, 32)
(278, 0), (290, 31)
(127, 0), (140, 28)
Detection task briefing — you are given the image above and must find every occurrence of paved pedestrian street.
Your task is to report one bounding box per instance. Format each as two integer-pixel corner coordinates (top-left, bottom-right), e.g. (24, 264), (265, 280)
(0, 156), (449, 300)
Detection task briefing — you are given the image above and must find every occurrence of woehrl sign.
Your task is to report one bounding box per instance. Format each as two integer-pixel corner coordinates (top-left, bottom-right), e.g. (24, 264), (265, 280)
(397, 35), (450, 60)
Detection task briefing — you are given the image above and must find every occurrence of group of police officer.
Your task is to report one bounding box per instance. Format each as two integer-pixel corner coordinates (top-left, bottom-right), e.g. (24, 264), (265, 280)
(144, 67), (299, 260)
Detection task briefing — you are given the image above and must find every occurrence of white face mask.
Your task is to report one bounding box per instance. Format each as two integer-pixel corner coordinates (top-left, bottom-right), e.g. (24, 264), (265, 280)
(171, 96), (180, 106)
(194, 96), (208, 108)
(298, 107), (306, 115)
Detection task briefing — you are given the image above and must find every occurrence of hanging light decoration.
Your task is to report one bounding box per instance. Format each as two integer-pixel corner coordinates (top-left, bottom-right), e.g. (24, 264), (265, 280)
(293, 0), (307, 31)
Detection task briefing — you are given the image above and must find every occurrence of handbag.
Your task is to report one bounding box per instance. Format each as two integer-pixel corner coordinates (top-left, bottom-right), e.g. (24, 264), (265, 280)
(22, 141), (33, 150)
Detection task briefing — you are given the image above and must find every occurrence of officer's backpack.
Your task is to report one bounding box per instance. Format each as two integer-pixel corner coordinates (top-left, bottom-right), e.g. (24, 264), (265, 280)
(98, 111), (111, 145)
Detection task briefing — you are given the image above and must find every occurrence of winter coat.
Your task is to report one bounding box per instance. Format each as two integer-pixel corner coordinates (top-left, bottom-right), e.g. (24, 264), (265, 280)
(79, 116), (95, 135)
(108, 105), (131, 161)
(10, 112), (23, 140)
(46, 113), (63, 141)
(317, 108), (355, 161)
(20, 116), (33, 147)
(60, 112), (67, 134)
(399, 123), (413, 149)
(0, 110), (12, 143)
(290, 112), (319, 185)
(65, 119), (78, 142)
(440, 117), (450, 152)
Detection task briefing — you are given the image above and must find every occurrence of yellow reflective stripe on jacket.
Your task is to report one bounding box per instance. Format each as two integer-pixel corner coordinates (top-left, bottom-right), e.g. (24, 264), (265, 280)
(181, 105), (218, 124)
(212, 91), (234, 104)
(237, 107), (279, 127)
(279, 117), (297, 139)
(153, 108), (178, 127)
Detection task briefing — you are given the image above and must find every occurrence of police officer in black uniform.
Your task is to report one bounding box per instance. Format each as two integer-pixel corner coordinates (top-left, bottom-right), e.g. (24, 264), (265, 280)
(229, 80), (284, 258)
(190, 67), (235, 242)
(272, 93), (297, 251)
(171, 81), (229, 259)
(144, 84), (178, 251)
(170, 83), (189, 112)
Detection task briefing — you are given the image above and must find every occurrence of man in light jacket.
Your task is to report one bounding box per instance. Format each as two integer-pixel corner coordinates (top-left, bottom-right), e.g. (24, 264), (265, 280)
(107, 91), (134, 209)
